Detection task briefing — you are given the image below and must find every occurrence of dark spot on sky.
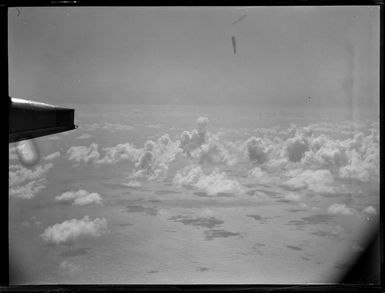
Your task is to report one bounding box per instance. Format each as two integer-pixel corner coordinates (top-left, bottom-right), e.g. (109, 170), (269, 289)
(126, 205), (158, 216)
(301, 256), (310, 261)
(60, 247), (89, 258)
(286, 245), (303, 251)
(148, 270), (159, 274)
(169, 216), (224, 229)
(148, 199), (161, 203)
(204, 229), (240, 241)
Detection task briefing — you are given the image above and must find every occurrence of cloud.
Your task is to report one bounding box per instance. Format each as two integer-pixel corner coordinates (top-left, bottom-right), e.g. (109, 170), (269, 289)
(9, 163), (53, 199)
(76, 133), (92, 140)
(173, 165), (244, 196)
(327, 203), (356, 216)
(97, 143), (141, 165)
(59, 261), (80, 274)
(284, 169), (334, 193)
(44, 151), (61, 161)
(55, 189), (103, 206)
(243, 136), (271, 163)
(362, 206), (377, 215)
(247, 166), (271, 183)
(41, 216), (108, 245)
(10, 178), (47, 199)
(122, 180), (142, 188)
(66, 143), (100, 164)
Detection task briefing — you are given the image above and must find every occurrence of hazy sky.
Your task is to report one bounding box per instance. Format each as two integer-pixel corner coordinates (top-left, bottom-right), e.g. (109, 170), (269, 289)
(8, 6), (379, 108)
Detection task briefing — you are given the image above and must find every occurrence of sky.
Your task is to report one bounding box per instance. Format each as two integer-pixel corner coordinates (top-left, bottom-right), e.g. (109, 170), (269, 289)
(8, 6), (379, 109)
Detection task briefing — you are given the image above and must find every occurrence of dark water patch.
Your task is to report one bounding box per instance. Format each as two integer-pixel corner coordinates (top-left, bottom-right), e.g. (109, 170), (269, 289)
(169, 216), (223, 229)
(217, 192), (235, 197)
(204, 229), (240, 241)
(257, 189), (280, 197)
(148, 199), (161, 203)
(286, 214), (334, 228)
(246, 190), (256, 196)
(60, 247), (89, 258)
(252, 242), (266, 248)
(302, 214), (334, 224)
(125, 205), (158, 216)
(286, 208), (307, 213)
(155, 190), (181, 195)
(197, 267), (209, 272)
(247, 214), (271, 224)
(286, 245), (302, 251)
(148, 270), (159, 274)
(311, 230), (337, 238)
(194, 191), (208, 197)
(118, 223), (133, 227)
(244, 183), (259, 188)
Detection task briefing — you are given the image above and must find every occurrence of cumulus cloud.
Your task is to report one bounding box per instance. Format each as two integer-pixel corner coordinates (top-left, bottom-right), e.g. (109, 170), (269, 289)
(44, 151), (61, 161)
(362, 206), (377, 215)
(55, 189), (103, 206)
(284, 169), (334, 193)
(98, 143), (141, 165)
(41, 216), (108, 245)
(327, 203), (357, 216)
(173, 165), (244, 196)
(9, 163), (53, 199)
(66, 143), (100, 164)
(247, 166), (272, 184)
(243, 136), (271, 164)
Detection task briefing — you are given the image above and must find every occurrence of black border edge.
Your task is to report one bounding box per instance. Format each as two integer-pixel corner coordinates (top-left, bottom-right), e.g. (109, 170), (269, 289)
(2, 2), (384, 293)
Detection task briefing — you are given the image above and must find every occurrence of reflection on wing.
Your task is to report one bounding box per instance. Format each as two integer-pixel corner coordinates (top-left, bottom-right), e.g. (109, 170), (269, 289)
(9, 97), (76, 143)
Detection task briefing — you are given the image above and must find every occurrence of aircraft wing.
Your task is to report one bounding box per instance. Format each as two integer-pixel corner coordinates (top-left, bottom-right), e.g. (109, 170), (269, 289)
(9, 97), (76, 143)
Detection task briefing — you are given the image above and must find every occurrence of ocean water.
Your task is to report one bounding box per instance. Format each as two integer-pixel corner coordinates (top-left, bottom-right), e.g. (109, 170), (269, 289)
(9, 104), (379, 284)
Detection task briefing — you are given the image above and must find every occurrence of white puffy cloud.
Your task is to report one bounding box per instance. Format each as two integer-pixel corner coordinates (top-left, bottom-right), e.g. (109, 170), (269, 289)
(55, 189), (103, 206)
(9, 163), (53, 199)
(41, 216), (108, 245)
(362, 206), (377, 215)
(173, 165), (244, 196)
(284, 169), (334, 193)
(123, 180), (142, 188)
(97, 143), (141, 165)
(66, 143), (100, 164)
(327, 203), (356, 216)
(44, 151), (61, 161)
